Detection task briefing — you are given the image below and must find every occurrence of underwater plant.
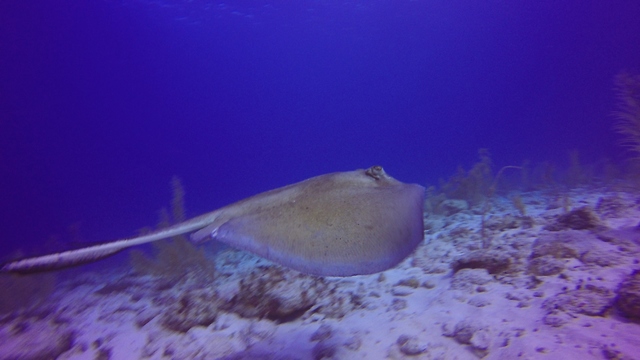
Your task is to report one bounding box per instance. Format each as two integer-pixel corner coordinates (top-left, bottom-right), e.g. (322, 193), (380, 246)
(129, 177), (215, 284)
(613, 71), (640, 161)
(439, 148), (494, 206)
(479, 165), (523, 248)
(429, 149), (521, 241)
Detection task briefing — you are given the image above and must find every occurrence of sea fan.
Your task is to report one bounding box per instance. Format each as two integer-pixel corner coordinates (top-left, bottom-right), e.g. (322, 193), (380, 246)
(613, 71), (640, 161)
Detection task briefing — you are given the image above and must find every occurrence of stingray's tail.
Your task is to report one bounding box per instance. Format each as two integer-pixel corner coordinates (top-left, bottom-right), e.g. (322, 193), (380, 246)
(1, 213), (218, 274)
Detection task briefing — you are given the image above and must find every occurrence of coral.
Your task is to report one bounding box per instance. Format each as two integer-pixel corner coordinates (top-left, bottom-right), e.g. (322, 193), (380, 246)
(613, 71), (640, 161)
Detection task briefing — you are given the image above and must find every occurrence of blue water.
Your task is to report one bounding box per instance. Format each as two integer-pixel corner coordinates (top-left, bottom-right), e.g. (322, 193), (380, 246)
(1, 0), (639, 256)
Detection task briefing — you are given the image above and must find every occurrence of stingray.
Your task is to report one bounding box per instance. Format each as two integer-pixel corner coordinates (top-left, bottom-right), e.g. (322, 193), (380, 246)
(1, 166), (425, 277)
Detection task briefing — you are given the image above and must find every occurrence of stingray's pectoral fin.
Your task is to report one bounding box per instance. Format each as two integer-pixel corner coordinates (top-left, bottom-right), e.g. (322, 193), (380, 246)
(190, 224), (218, 244)
(1, 241), (130, 274)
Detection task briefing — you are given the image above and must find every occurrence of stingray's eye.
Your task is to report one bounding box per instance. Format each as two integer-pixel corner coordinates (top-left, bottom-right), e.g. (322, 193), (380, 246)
(366, 166), (385, 180)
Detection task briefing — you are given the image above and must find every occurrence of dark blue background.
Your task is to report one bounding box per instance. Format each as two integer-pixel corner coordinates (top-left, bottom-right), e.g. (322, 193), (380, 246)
(1, 0), (639, 256)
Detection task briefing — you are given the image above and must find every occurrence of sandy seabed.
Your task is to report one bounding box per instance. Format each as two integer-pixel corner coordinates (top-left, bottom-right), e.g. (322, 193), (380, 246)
(2, 184), (640, 360)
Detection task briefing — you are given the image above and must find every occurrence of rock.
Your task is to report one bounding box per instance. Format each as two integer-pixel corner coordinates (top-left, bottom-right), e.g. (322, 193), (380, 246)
(442, 320), (484, 345)
(438, 199), (469, 216)
(391, 287), (414, 296)
(450, 268), (494, 292)
(468, 295), (491, 307)
(530, 230), (624, 271)
(310, 324), (333, 342)
(542, 285), (615, 317)
(530, 236), (580, 259)
(221, 266), (338, 322)
(94, 279), (138, 296)
(161, 289), (219, 332)
(528, 255), (565, 276)
(396, 335), (428, 355)
(595, 196), (627, 218)
(390, 298), (407, 311)
(470, 328), (492, 352)
(600, 344), (635, 360)
(451, 250), (512, 274)
(343, 335), (362, 351)
(615, 270), (640, 321)
(421, 280), (436, 289)
(580, 250), (621, 267)
(0, 320), (74, 360)
(544, 206), (603, 231)
(135, 308), (160, 328)
(485, 214), (520, 231)
(238, 320), (276, 348)
(596, 227), (640, 249)
(312, 340), (337, 359)
(164, 330), (246, 359)
(395, 277), (420, 288)
(314, 291), (358, 319)
(542, 312), (571, 327)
